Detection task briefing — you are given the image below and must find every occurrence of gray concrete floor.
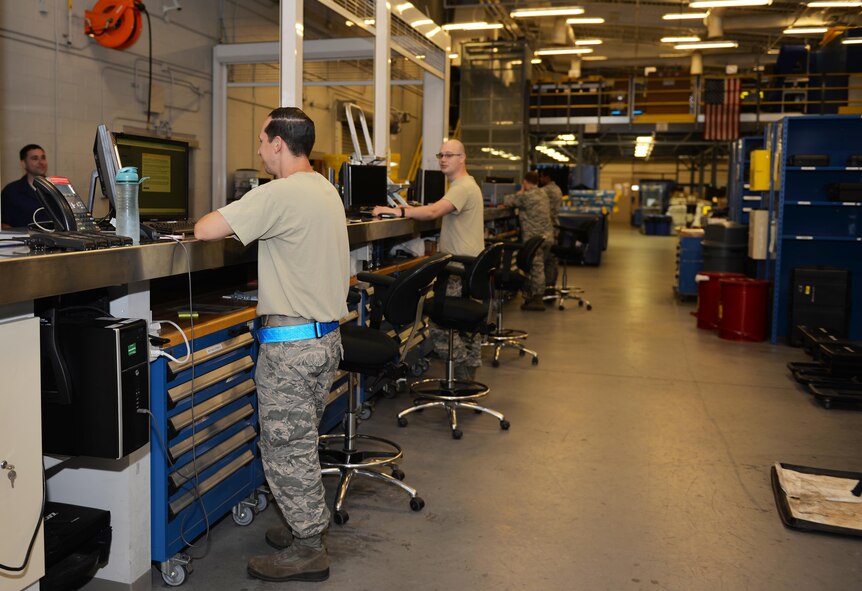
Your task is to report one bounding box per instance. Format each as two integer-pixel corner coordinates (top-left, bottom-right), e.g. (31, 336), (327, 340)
(160, 226), (862, 590)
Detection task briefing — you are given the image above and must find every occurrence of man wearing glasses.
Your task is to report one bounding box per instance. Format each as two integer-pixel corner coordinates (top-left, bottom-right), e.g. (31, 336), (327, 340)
(373, 139), (484, 380)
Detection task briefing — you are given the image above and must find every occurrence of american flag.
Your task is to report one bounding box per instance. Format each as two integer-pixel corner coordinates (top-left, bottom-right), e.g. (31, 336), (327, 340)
(703, 78), (741, 141)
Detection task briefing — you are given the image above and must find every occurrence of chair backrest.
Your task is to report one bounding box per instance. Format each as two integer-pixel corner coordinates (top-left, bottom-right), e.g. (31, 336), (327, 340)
(383, 253), (453, 327)
(515, 236), (545, 273)
(465, 242), (503, 301)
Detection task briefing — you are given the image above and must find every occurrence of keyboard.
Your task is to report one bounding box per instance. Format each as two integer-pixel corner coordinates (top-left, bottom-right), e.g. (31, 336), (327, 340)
(145, 219), (198, 235)
(345, 208), (376, 221)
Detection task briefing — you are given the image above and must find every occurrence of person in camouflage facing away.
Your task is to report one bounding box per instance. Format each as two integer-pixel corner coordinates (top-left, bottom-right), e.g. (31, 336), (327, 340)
(539, 170), (563, 293)
(195, 107), (350, 583)
(504, 171), (553, 311)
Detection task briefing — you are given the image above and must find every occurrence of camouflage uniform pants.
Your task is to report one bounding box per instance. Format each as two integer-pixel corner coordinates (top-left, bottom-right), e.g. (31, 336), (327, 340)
(523, 239), (548, 298)
(429, 275), (482, 369)
(544, 233), (559, 287)
(255, 329), (341, 538)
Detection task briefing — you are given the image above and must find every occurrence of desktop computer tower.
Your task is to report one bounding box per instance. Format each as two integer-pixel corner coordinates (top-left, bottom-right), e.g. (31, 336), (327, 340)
(42, 316), (150, 459)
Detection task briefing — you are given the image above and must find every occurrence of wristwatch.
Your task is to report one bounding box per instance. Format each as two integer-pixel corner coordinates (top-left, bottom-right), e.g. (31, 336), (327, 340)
(400, 207), (406, 218)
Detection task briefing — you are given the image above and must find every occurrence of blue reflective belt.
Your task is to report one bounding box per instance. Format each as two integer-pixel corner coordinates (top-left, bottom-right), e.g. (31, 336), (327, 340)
(257, 321), (340, 344)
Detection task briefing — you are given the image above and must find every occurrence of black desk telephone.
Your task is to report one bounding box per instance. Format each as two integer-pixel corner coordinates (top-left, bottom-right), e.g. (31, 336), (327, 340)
(33, 176), (101, 232)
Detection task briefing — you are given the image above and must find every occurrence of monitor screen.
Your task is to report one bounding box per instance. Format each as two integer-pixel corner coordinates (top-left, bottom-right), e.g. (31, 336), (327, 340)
(344, 164), (388, 209)
(114, 133), (190, 220)
(93, 124), (122, 213)
(417, 169), (446, 204)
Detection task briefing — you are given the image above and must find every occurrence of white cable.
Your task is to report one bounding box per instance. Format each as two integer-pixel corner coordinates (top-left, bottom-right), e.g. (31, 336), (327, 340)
(32, 207), (54, 232)
(150, 319), (191, 364)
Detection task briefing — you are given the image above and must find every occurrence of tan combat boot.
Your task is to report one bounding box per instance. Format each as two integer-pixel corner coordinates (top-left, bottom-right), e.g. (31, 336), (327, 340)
(247, 534), (329, 582)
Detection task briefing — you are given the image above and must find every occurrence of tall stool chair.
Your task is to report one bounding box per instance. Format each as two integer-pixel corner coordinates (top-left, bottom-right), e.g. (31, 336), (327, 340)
(398, 243), (507, 440)
(319, 254), (452, 525)
(485, 236), (544, 367)
(544, 221), (595, 311)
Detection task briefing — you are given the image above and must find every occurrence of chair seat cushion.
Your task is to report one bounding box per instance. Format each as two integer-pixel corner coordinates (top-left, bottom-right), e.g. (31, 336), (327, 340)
(425, 297), (487, 332)
(339, 323), (399, 374)
(496, 268), (527, 292)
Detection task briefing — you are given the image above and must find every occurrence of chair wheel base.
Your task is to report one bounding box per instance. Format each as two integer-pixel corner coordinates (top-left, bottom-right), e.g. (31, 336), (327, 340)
(500, 419), (510, 430)
(334, 509), (349, 525)
(410, 497), (425, 511)
(452, 429), (463, 440)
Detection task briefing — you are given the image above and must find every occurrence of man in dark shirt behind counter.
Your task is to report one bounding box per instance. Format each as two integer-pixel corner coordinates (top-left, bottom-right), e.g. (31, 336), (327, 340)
(1, 144), (49, 229)
(372, 139), (485, 380)
(195, 107), (349, 583)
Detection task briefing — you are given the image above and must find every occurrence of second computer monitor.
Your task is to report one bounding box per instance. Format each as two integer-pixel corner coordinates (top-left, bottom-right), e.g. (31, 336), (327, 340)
(416, 169), (446, 204)
(343, 164), (388, 209)
(114, 133), (190, 220)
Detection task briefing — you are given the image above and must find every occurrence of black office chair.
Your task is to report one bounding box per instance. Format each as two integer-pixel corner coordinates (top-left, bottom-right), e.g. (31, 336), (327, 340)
(544, 221), (595, 311)
(399, 242), (508, 440)
(319, 253), (453, 525)
(484, 236), (544, 367)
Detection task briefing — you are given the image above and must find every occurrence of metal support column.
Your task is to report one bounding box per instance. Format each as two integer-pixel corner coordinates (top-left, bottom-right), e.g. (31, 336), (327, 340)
(373, 0), (390, 160)
(279, 0), (303, 107)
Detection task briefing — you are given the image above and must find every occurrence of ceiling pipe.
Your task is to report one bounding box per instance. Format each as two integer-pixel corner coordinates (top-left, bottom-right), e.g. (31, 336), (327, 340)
(721, 13), (827, 30)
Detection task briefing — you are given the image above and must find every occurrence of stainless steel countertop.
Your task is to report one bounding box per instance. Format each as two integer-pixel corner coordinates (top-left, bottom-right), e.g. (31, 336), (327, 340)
(0, 209), (514, 306)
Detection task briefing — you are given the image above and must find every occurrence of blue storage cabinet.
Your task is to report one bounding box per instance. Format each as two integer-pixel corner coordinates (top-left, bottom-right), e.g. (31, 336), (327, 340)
(675, 234), (703, 299)
(767, 115), (862, 344)
(150, 315), (265, 585)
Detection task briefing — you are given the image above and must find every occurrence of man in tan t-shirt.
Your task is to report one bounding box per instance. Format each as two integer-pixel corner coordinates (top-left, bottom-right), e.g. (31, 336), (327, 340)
(372, 140), (485, 379)
(195, 107), (349, 583)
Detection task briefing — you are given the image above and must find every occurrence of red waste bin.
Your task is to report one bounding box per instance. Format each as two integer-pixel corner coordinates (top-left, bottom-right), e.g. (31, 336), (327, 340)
(718, 278), (770, 342)
(694, 272), (745, 330)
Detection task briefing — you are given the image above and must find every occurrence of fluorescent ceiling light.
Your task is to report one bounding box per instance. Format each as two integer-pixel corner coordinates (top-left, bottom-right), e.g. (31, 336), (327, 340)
(661, 36), (701, 43)
(425, 26), (441, 38)
(582, 55), (608, 61)
(364, 19), (375, 25)
(843, 38), (862, 44)
(535, 47), (594, 55)
(410, 18), (433, 27)
(574, 39), (603, 45)
(636, 136), (654, 143)
(511, 7), (585, 18)
(662, 12), (709, 19)
(783, 27), (828, 34)
(531, 58), (542, 63)
(442, 22), (503, 31)
(345, 20), (354, 26)
(674, 41), (739, 49)
(448, 53), (459, 58)
(395, 2), (413, 12)
(689, 0), (771, 7)
(566, 17), (605, 24)
(807, 0), (861, 5)
(767, 48), (780, 54)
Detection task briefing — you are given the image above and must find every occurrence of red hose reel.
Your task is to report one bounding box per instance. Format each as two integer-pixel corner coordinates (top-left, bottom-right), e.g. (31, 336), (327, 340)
(84, 0), (146, 50)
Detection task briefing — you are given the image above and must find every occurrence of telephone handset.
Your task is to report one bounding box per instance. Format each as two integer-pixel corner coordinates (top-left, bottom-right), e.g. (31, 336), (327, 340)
(33, 176), (101, 232)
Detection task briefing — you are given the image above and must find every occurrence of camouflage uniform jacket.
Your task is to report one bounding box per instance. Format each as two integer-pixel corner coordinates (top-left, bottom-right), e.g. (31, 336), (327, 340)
(504, 186), (553, 241)
(543, 181), (563, 229)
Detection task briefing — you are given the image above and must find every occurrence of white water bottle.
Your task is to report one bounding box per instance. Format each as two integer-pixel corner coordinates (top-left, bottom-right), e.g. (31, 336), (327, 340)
(115, 166), (141, 245)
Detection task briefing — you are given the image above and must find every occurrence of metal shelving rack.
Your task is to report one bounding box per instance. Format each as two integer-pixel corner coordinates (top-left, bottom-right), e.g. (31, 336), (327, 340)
(766, 115), (862, 344)
(728, 135), (765, 226)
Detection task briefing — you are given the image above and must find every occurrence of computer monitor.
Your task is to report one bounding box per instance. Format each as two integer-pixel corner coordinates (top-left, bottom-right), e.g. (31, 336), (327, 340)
(416, 169), (446, 205)
(114, 133), (190, 220)
(342, 164), (388, 209)
(92, 124), (122, 213)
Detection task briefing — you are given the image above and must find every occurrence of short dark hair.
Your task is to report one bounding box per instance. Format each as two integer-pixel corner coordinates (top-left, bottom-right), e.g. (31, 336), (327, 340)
(264, 107), (315, 157)
(524, 171), (539, 185)
(538, 170), (552, 179)
(20, 144), (44, 161)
